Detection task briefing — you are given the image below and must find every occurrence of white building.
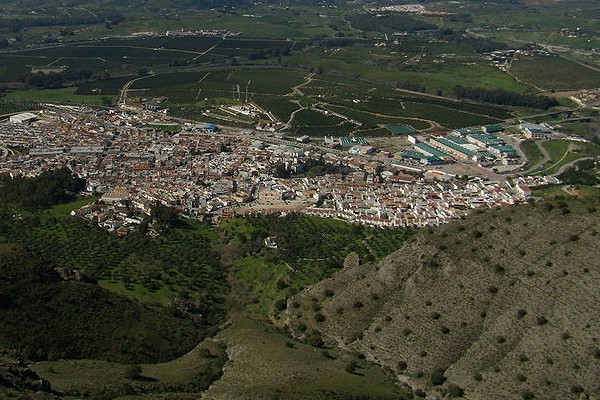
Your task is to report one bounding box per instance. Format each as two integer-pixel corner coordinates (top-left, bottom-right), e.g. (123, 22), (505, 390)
(9, 112), (37, 124)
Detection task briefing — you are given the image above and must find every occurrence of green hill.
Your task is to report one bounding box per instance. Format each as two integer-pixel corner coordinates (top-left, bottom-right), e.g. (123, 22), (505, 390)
(0, 243), (201, 364)
(287, 199), (600, 400)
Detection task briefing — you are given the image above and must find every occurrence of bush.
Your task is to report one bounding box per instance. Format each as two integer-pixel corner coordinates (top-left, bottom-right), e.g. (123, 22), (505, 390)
(397, 360), (408, 370)
(536, 316), (548, 326)
(447, 384), (464, 397)
(440, 326), (450, 334)
(345, 360), (358, 374)
(517, 309), (527, 319)
(124, 365), (142, 380)
(522, 391), (535, 400)
(429, 369), (447, 386)
(353, 300), (364, 309)
(314, 312), (326, 323)
(307, 333), (324, 348)
(571, 385), (584, 394)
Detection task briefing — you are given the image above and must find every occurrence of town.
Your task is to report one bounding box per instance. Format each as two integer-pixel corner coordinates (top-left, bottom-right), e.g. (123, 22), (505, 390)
(1, 106), (561, 234)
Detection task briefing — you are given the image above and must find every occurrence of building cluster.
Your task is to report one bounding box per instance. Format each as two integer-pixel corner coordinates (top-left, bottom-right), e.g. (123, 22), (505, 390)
(165, 29), (241, 37)
(0, 106), (531, 232)
(486, 48), (554, 71)
(367, 4), (454, 15)
(399, 126), (519, 166)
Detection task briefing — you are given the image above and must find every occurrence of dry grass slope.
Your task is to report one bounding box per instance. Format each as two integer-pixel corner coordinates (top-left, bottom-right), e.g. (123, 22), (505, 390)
(287, 200), (600, 400)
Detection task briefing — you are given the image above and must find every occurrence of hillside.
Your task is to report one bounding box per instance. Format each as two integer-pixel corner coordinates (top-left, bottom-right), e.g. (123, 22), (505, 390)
(0, 243), (201, 364)
(287, 199), (600, 399)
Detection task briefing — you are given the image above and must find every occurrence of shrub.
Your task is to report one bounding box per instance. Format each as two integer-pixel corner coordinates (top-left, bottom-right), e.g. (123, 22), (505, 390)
(124, 365), (142, 380)
(431, 312), (441, 320)
(536, 316), (548, 326)
(516, 373), (527, 382)
(353, 300), (364, 309)
(307, 333), (324, 348)
(397, 360), (408, 370)
(314, 312), (326, 323)
(323, 289), (335, 297)
(519, 354), (529, 362)
(447, 384), (464, 397)
(321, 350), (335, 359)
(517, 309), (527, 319)
(429, 369), (447, 386)
(571, 385), (584, 394)
(473, 372), (483, 381)
(497, 336), (506, 344)
(440, 326), (450, 334)
(522, 391), (535, 400)
(345, 360), (358, 373)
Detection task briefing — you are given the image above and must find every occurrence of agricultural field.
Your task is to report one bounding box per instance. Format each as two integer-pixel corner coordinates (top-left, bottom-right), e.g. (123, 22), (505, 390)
(2, 87), (114, 105)
(510, 55), (600, 90)
(0, 202), (226, 308)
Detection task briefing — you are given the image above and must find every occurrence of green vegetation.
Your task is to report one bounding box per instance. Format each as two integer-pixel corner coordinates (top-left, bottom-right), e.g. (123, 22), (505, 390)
(0, 168), (85, 209)
(520, 140), (543, 169)
(510, 55), (600, 90)
(0, 243), (201, 364)
(33, 339), (227, 398)
(528, 139), (600, 176)
(220, 214), (413, 317)
(201, 315), (410, 399)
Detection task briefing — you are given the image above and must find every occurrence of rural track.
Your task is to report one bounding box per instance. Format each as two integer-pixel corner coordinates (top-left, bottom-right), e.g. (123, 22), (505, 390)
(522, 141), (551, 174)
(118, 73), (155, 106)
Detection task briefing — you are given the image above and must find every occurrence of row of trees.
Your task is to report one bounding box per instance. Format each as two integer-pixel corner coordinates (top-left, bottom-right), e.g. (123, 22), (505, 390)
(23, 68), (94, 89)
(434, 28), (508, 53)
(4, 13), (124, 32)
(453, 86), (559, 109)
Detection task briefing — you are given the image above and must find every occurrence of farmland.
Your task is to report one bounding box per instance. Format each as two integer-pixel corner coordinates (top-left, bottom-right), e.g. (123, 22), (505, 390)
(1, 9), (583, 136)
(0, 202), (226, 308)
(510, 55), (600, 90)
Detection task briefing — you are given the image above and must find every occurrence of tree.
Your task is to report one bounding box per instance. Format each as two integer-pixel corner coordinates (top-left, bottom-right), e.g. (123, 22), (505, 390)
(124, 365), (142, 380)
